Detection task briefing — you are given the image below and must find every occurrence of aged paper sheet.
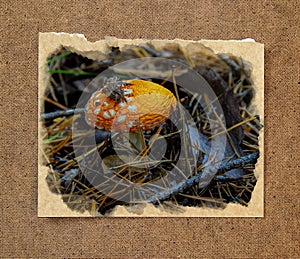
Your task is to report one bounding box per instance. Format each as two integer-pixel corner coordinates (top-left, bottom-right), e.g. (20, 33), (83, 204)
(38, 33), (264, 217)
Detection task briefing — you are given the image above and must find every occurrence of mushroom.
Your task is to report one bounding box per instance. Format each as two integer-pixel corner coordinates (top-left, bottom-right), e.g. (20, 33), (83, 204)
(85, 79), (177, 132)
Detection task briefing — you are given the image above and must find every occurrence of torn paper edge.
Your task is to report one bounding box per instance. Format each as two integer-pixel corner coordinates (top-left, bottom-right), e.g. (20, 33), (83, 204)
(38, 33), (264, 217)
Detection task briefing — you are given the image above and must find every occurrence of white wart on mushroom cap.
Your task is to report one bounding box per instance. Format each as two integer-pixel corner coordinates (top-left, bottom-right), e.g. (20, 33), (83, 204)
(85, 79), (177, 132)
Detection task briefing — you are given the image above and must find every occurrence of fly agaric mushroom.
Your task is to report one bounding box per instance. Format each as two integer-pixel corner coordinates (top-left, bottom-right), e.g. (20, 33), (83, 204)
(85, 79), (177, 132)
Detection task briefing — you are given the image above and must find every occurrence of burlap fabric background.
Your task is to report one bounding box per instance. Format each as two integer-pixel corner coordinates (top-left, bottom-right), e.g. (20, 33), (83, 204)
(1, 1), (299, 257)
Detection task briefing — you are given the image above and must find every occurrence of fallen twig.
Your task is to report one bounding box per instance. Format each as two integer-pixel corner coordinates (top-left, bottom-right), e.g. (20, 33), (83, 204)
(40, 108), (85, 120)
(146, 152), (259, 204)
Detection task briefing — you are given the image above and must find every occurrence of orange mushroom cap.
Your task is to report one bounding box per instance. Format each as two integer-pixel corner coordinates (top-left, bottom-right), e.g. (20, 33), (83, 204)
(85, 79), (177, 132)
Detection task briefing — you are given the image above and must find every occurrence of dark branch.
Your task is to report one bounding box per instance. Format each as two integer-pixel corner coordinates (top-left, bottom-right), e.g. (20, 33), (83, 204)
(40, 108), (85, 120)
(146, 152), (259, 204)
(218, 152), (259, 173)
